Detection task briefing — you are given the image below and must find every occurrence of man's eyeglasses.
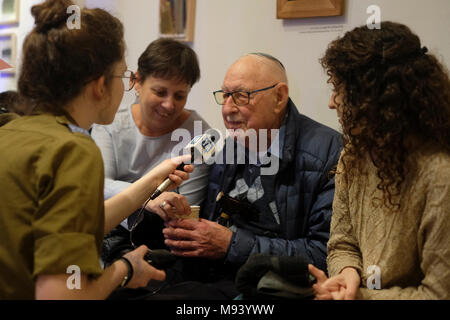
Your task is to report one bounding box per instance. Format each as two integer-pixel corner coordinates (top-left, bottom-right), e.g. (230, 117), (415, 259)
(113, 70), (136, 92)
(213, 83), (278, 106)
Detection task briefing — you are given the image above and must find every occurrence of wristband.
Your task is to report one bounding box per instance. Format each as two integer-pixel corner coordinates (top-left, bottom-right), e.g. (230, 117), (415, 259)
(119, 257), (133, 288)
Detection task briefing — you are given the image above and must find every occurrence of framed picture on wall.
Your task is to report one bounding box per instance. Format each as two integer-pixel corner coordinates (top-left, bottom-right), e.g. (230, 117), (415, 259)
(0, 33), (16, 74)
(0, 0), (20, 25)
(277, 0), (344, 19)
(159, 0), (196, 42)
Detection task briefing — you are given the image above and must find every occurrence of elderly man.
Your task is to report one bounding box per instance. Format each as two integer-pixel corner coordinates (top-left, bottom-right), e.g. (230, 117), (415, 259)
(154, 53), (342, 299)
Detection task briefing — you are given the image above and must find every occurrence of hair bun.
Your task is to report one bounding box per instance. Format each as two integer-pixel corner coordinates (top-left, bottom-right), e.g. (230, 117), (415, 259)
(31, 0), (74, 33)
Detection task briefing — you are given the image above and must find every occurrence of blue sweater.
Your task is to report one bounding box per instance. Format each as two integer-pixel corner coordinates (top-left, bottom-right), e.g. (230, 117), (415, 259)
(201, 99), (342, 271)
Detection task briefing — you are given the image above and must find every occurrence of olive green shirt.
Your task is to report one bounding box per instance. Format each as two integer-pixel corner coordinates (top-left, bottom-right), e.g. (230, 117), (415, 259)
(0, 113), (105, 300)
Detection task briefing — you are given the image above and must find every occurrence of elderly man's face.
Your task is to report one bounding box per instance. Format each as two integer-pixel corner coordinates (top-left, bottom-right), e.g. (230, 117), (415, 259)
(221, 57), (281, 133)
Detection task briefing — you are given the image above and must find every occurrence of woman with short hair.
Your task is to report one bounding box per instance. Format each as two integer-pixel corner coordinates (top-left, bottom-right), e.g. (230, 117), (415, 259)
(92, 38), (211, 264)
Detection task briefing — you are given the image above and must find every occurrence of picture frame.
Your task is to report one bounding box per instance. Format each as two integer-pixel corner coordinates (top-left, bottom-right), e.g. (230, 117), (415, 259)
(0, 0), (20, 25)
(0, 33), (16, 74)
(277, 0), (344, 19)
(159, 0), (196, 42)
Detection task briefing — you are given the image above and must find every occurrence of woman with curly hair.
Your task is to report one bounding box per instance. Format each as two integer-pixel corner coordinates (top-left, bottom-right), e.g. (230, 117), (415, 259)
(309, 21), (450, 299)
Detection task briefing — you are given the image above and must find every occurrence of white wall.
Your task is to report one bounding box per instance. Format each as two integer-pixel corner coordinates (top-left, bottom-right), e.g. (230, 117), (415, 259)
(3, 0), (450, 132)
(0, 0), (39, 91)
(192, 0), (450, 131)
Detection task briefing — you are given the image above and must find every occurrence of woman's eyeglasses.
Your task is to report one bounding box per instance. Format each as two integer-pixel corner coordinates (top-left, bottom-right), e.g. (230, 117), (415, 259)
(113, 70), (136, 92)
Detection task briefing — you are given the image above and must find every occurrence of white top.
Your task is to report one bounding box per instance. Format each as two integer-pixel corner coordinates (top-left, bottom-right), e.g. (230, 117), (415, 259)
(92, 104), (211, 229)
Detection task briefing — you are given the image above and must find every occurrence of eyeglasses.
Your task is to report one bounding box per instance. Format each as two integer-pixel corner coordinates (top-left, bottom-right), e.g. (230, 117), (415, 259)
(113, 70), (136, 92)
(213, 83), (278, 106)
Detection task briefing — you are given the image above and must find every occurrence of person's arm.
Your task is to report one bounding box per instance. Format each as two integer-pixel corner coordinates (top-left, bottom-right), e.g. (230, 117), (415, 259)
(35, 246), (165, 300)
(357, 166), (450, 300)
(35, 260), (128, 299)
(307, 163), (361, 299)
(104, 156), (193, 234)
(307, 155), (363, 300)
(326, 156), (363, 278)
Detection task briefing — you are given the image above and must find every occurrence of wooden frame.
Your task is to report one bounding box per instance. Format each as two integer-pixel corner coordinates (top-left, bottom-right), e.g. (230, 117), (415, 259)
(159, 0), (196, 42)
(0, 33), (16, 74)
(277, 0), (344, 19)
(0, 0), (20, 25)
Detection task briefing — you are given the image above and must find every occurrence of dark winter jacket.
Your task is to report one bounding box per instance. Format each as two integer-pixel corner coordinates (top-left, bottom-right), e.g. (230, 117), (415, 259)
(202, 99), (342, 271)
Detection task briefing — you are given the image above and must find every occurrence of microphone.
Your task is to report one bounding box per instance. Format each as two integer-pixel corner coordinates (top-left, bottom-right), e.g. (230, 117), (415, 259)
(149, 129), (223, 200)
(186, 128), (223, 164)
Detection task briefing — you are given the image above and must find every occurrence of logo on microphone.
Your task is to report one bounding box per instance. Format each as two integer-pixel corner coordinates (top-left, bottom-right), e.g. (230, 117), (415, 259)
(201, 138), (213, 153)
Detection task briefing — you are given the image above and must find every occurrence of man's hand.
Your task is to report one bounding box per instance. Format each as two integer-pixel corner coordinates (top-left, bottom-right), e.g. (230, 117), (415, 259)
(163, 219), (233, 259)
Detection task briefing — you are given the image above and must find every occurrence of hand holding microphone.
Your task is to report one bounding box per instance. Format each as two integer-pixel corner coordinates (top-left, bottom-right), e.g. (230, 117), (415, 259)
(149, 129), (224, 200)
(153, 155), (194, 191)
(149, 160), (190, 200)
(128, 154), (194, 239)
(129, 130), (224, 258)
(129, 130), (223, 231)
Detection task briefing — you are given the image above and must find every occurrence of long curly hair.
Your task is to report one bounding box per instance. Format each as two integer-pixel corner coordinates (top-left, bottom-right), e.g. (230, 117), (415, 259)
(321, 21), (450, 208)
